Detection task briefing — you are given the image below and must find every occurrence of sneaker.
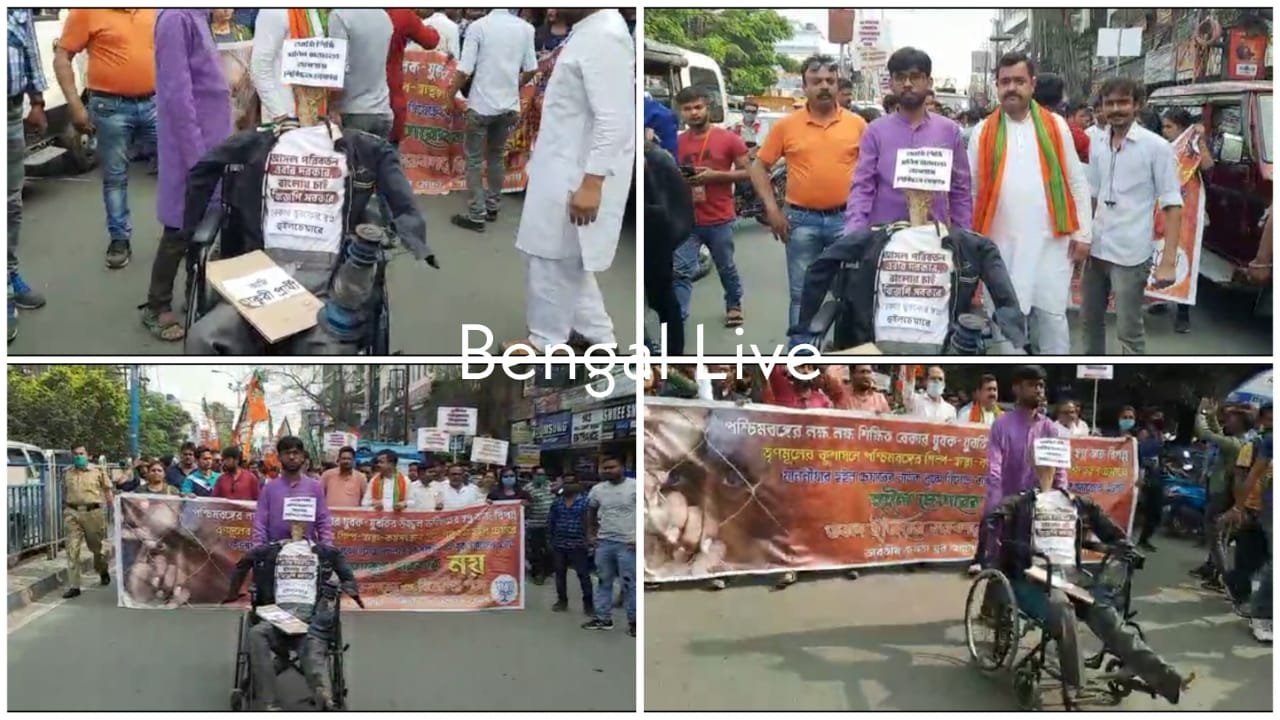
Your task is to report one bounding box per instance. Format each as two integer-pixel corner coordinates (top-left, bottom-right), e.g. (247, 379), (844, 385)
(846, 569), (860, 580)
(581, 618), (614, 631)
(707, 578), (726, 591)
(1250, 618), (1273, 643)
(450, 214), (485, 233)
(627, 623), (636, 638)
(1174, 312), (1191, 334)
(99, 572), (110, 586)
(551, 600), (568, 612)
(485, 209), (499, 222)
(105, 240), (132, 269)
(775, 571), (797, 588)
(9, 271), (45, 309)
(62, 587), (81, 599)
(967, 563), (982, 576)
(7, 300), (15, 343)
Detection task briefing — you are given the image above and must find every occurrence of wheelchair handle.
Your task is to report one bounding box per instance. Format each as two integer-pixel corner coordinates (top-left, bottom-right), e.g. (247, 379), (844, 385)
(191, 203), (226, 248)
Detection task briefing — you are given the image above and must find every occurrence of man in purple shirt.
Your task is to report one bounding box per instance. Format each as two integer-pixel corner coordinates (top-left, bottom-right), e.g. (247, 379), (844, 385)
(974, 364), (1066, 572)
(252, 436), (334, 545)
(845, 47), (972, 233)
(142, 9), (232, 343)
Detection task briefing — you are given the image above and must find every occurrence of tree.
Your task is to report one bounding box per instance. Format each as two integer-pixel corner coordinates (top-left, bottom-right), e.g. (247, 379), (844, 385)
(8, 366), (129, 457)
(204, 401), (236, 448)
(137, 391), (194, 460)
(646, 9), (795, 96)
(271, 365), (364, 430)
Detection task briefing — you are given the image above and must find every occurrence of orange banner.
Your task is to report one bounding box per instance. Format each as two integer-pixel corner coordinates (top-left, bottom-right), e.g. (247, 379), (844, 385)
(643, 398), (1137, 582)
(398, 50), (550, 195)
(115, 496), (525, 611)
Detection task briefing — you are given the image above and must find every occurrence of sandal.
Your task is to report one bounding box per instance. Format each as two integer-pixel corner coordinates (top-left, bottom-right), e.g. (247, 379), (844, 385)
(725, 307), (744, 328)
(142, 308), (186, 342)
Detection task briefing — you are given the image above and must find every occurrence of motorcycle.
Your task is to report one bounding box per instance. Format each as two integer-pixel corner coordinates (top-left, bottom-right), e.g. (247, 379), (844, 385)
(1157, 446), (1208, 538)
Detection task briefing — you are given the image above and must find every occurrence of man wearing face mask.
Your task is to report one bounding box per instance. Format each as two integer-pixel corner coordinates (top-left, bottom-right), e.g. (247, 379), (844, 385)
(903, 365), (958, 422)
(525, 468), (555, 584)
(61, 445), (115, 599)
(731, 101), (762, 147)
(846, 47), (971, 232)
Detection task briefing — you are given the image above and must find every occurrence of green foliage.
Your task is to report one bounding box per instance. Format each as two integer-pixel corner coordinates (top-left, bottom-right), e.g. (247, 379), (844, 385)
(204, 401), (236, 448)
(646, 9), (795, 96)
(8, 365), (193, 461)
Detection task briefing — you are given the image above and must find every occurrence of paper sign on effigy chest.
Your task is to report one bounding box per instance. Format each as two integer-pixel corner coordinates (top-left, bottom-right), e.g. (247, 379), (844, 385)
(874, 225), (953, 347)
(264, 125), (348, 255)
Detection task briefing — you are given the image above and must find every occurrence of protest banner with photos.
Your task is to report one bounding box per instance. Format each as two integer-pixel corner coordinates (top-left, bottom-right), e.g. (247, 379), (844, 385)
(114, 496), (525, 611)
(643, 398), (1138, 582)
(397, 49), (552, 195)
(216, 40), (259, 130)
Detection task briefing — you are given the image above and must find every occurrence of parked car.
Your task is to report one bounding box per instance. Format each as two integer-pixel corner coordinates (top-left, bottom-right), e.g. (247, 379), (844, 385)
(21, 10), (96, 174)
(1148, 81), (1272, 312)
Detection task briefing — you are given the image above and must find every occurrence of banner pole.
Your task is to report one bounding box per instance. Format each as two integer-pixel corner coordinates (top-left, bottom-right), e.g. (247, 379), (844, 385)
(1092, 378), (1100, 433)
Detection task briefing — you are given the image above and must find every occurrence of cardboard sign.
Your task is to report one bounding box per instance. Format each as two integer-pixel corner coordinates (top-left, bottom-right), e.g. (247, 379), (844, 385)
(281, 37), (347, 89)
(324, 432), (357, 450)
(1076, 365), (1114, 380)
(282, 496), (317, 523)
(206, 250), (323, 343)
(470, 437), (509, 466)
(417, 427), (451, 452)
(256, 604), (310, 634)
(892, 148), (954, 193)
(437, 407), (478, 436)
(1033, 438), (1072, 469)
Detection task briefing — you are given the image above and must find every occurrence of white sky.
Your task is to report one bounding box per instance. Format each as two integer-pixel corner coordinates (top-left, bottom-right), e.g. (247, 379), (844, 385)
(781, 9), (997, 86)
(143, 365), (304, 431)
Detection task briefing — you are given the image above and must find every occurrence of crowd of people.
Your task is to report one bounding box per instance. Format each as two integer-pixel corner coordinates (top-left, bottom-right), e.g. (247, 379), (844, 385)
(8, 8), (637, 354)
(643, 45), (1273, 355)
(64, 435), (637, 637)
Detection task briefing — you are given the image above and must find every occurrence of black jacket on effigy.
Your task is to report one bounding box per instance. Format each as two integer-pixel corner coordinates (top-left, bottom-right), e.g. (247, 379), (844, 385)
(792, 224), (1027, 349)
(182, 123), (433, 262)
(984, 488), (1129, 581)
(228, 540), (358, 608)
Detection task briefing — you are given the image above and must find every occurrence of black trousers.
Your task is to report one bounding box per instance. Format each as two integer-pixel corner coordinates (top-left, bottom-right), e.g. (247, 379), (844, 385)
(1226, 514), (1269, 603)
(145, 225), (198, 314)
(552, 546), (592, 607)
(1136, 475), (1164, 544)
(527, 527), (549, 579)
(644, 222), (684, 355)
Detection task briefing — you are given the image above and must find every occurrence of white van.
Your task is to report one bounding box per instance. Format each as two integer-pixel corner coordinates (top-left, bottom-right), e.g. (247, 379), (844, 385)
(22, 9), (95, 173)
(7, 441), (48, 486)
(644, 39), (729, 127)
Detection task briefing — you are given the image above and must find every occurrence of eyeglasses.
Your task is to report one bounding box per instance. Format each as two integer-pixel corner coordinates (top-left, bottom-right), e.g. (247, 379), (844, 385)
(891, 71), (929, 85)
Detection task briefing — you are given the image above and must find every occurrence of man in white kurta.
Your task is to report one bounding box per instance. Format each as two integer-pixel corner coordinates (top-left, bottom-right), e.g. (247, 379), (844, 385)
(513, 9), (635, 351)
(968, 61), (1091, 355)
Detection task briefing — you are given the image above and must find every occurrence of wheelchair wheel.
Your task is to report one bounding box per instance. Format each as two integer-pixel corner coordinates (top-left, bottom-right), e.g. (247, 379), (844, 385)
(1014, 667), (1042, 710)
(231, 613), (251, 710)
(965, 569), (1021, 671)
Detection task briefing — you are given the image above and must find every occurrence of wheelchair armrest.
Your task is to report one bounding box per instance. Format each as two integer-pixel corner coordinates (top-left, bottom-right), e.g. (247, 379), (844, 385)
(191, 203), (225, 249)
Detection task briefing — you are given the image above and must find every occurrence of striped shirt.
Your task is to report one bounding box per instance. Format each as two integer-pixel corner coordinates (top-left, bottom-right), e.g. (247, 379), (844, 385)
(525, 483), (554, 528)
(7, 9), (47, 99)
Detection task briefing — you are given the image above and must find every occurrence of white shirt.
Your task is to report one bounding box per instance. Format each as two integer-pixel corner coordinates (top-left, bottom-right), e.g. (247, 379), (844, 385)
(1057, 418), (1091, 437)
(406, 481), (436, 510)
(905, 391), (958, 422)
(515, 10), (635, 272)
(968, 112), (1093, 314)
(421, 12), (460, 57)
(957, 402), (999, 426)
(1087, 122), (1184, 267)
(456, 10), (537, 116)
(249, 9), (295, 120)
(438, 483), (487, 511)
(1085, 124), (1108, 150)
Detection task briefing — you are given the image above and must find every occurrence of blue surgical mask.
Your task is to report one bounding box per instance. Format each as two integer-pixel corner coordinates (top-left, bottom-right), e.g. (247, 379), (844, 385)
(926, 380), (945, 398)
(501, 476), (516, 488)
(1119, 418), (1136, 432)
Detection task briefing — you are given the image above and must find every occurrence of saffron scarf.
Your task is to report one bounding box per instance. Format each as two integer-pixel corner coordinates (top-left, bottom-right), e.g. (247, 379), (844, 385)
(968, 401), (1003, 424)
(371, 472), (408, 506)
(972, 100), (1080, 237)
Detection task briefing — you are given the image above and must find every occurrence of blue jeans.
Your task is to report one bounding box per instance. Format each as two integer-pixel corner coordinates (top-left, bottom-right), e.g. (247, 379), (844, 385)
(672, 220), (743, 319)
(592, 539), (635, 625)
(785, 206), (845, 348)
(88, 94), (157, 243)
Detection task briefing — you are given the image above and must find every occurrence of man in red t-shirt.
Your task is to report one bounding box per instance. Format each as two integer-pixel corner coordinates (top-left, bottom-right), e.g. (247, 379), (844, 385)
(385, 9), (441, 145)
(212, 446), (260, 501)
(672, 86), (751, 329)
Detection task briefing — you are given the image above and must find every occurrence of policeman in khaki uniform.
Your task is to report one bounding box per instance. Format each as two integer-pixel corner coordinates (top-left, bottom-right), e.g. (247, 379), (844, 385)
(62, 445), (114, 599)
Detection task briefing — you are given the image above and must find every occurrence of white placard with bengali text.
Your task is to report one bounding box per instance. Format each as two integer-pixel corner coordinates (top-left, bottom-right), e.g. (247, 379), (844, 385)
(222, 266), (307, 310)
(281, 37), (347, 89)
(873, 225), (952, 347)
(1033, 438), (1072, 469)
(470, 437), (509, 466)
(417, 427), (451, 452)
(264, 125), (347, 255)
(892, 147), (954, 193)
(282, 496), (317, 523)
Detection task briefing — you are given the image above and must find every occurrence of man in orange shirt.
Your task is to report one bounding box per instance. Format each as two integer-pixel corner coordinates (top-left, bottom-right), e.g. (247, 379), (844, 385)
(320, 446), (368, 509)
(54, 9), (156, 271)
(747, 54), (866, 349)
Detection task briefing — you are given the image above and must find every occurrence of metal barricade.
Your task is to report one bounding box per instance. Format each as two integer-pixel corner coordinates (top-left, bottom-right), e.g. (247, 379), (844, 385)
(7, 457), (125, 562)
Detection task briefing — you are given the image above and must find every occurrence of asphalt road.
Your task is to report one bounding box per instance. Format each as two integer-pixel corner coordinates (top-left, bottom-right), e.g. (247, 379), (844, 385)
(8, 574), (635, 711)
(649, 219), (1272, 356)
(644, 536), (1272, 712)
(9, 164), (636, 355)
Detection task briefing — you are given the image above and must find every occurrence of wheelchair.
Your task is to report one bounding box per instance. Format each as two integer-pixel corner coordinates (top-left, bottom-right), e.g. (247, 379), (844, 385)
(182, 167), (394, 356)
(963, 538), (1153, 710)
(229, 584), (351, 712)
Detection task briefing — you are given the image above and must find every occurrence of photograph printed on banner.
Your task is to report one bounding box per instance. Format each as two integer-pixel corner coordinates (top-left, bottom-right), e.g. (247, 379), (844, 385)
(8, 9), (638, 357)
(644, 362), (1273, 711)
(7, 363), (635, 711)
(641, 8), (1272, 357)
